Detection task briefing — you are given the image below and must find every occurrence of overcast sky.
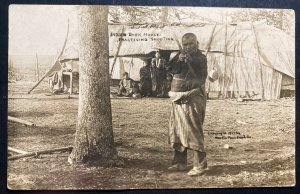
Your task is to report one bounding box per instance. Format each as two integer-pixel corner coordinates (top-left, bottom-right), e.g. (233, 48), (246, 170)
(9, 5), (78, 55)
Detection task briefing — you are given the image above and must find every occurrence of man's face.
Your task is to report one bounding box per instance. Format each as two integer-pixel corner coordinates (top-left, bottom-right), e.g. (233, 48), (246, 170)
(182, 36), (198, 54)
(155, 51), (160, 58)
(151, 60), (156, 67)
(123, 74), (128, 79)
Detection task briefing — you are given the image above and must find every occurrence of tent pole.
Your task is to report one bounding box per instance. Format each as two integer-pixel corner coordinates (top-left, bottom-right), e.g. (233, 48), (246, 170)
(119, 57), (125, 79)
(28, 20), (69, 94)
(28, 71), (52, 94)
(35, 53), (40, 81)
(245, 58), (256, 97)
(240, 57), (250, 98)
(34, 66), (36, 82)
(205, 23), (217, 98)
(242, 57), (252, 98)
(231, 69), (235, 98)
(224, 24), (238, 98)
(234, 41), (241, 98)
(110, 26), (124, 78)
(251, 23), (265, 101)
(128, 57), (133, 77)
(205, 23), (217, 56)
(248, 9), (264, 101)
(225, 42), (236, 98)
(221, 23), (228, 98)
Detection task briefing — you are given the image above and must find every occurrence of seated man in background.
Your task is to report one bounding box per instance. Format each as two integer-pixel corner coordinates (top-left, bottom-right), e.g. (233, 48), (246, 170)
(117, 72), (135, 97)
(48, 71), (63, 94)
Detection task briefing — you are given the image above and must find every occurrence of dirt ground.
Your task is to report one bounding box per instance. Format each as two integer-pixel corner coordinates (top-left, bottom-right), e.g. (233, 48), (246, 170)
(7, 81), (295, 189)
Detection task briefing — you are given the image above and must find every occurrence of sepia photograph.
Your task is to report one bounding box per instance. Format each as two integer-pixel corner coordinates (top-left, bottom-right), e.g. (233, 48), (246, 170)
(7, 5), (295, 189)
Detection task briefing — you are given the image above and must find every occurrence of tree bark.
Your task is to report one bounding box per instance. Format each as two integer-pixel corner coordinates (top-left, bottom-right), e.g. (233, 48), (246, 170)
(68, 6), (117, 164)
(160, 7), (168, 24)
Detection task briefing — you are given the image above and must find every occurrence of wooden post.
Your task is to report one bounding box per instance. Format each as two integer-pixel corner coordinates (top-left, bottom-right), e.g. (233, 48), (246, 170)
(70, 72), (73, 94)
(8, 116), (35, 126)
(8, 147), (73, 160)
(110, 26), (124, 78)
(35, 53), (40, 81)
(8, 146), (28, 154)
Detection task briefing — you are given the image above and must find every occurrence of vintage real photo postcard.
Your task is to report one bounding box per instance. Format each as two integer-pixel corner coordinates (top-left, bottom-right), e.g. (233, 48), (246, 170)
(7, 5), (295, 189)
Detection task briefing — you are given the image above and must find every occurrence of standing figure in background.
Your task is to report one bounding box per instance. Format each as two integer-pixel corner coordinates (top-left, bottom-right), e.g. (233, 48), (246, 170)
(166, 33), (208, 176)
(139, 59), (152, 97)
(153, 50), (167, 97)
(117, 72), (134, 97)
(150, 58), (158, 96)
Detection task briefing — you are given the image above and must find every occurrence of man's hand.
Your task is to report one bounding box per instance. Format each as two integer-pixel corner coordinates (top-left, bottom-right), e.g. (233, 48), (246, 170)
(173, 94), (190, 104)
(178, 52), (191, 63)
(172, 88), (201, 104)
(178, 53), (187, 62)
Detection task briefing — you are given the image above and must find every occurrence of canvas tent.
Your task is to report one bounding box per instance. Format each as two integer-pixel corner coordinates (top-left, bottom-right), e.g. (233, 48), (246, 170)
(28, 21), (295, 100)
(107, 22), (294, 100)
(59, 47), (145, 81)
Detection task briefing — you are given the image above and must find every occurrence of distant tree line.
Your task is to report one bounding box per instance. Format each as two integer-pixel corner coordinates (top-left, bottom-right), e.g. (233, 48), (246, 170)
(108, 7), (294, 35)
(230, 9), (294, 36)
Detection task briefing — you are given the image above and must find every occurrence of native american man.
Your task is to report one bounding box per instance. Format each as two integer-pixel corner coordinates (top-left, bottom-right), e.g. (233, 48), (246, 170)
(151, 50), (167, 97)
(117, 72), (135, 97)
(167, 33), (208, 176)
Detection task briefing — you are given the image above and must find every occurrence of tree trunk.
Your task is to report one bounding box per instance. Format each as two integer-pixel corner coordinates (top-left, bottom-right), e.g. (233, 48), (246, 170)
(68, 6), (117, 164)
(160, 7), (168, 24)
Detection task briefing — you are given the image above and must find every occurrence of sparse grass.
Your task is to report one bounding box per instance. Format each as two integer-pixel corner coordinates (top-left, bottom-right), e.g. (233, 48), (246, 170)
(7, 81), (295, 189)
